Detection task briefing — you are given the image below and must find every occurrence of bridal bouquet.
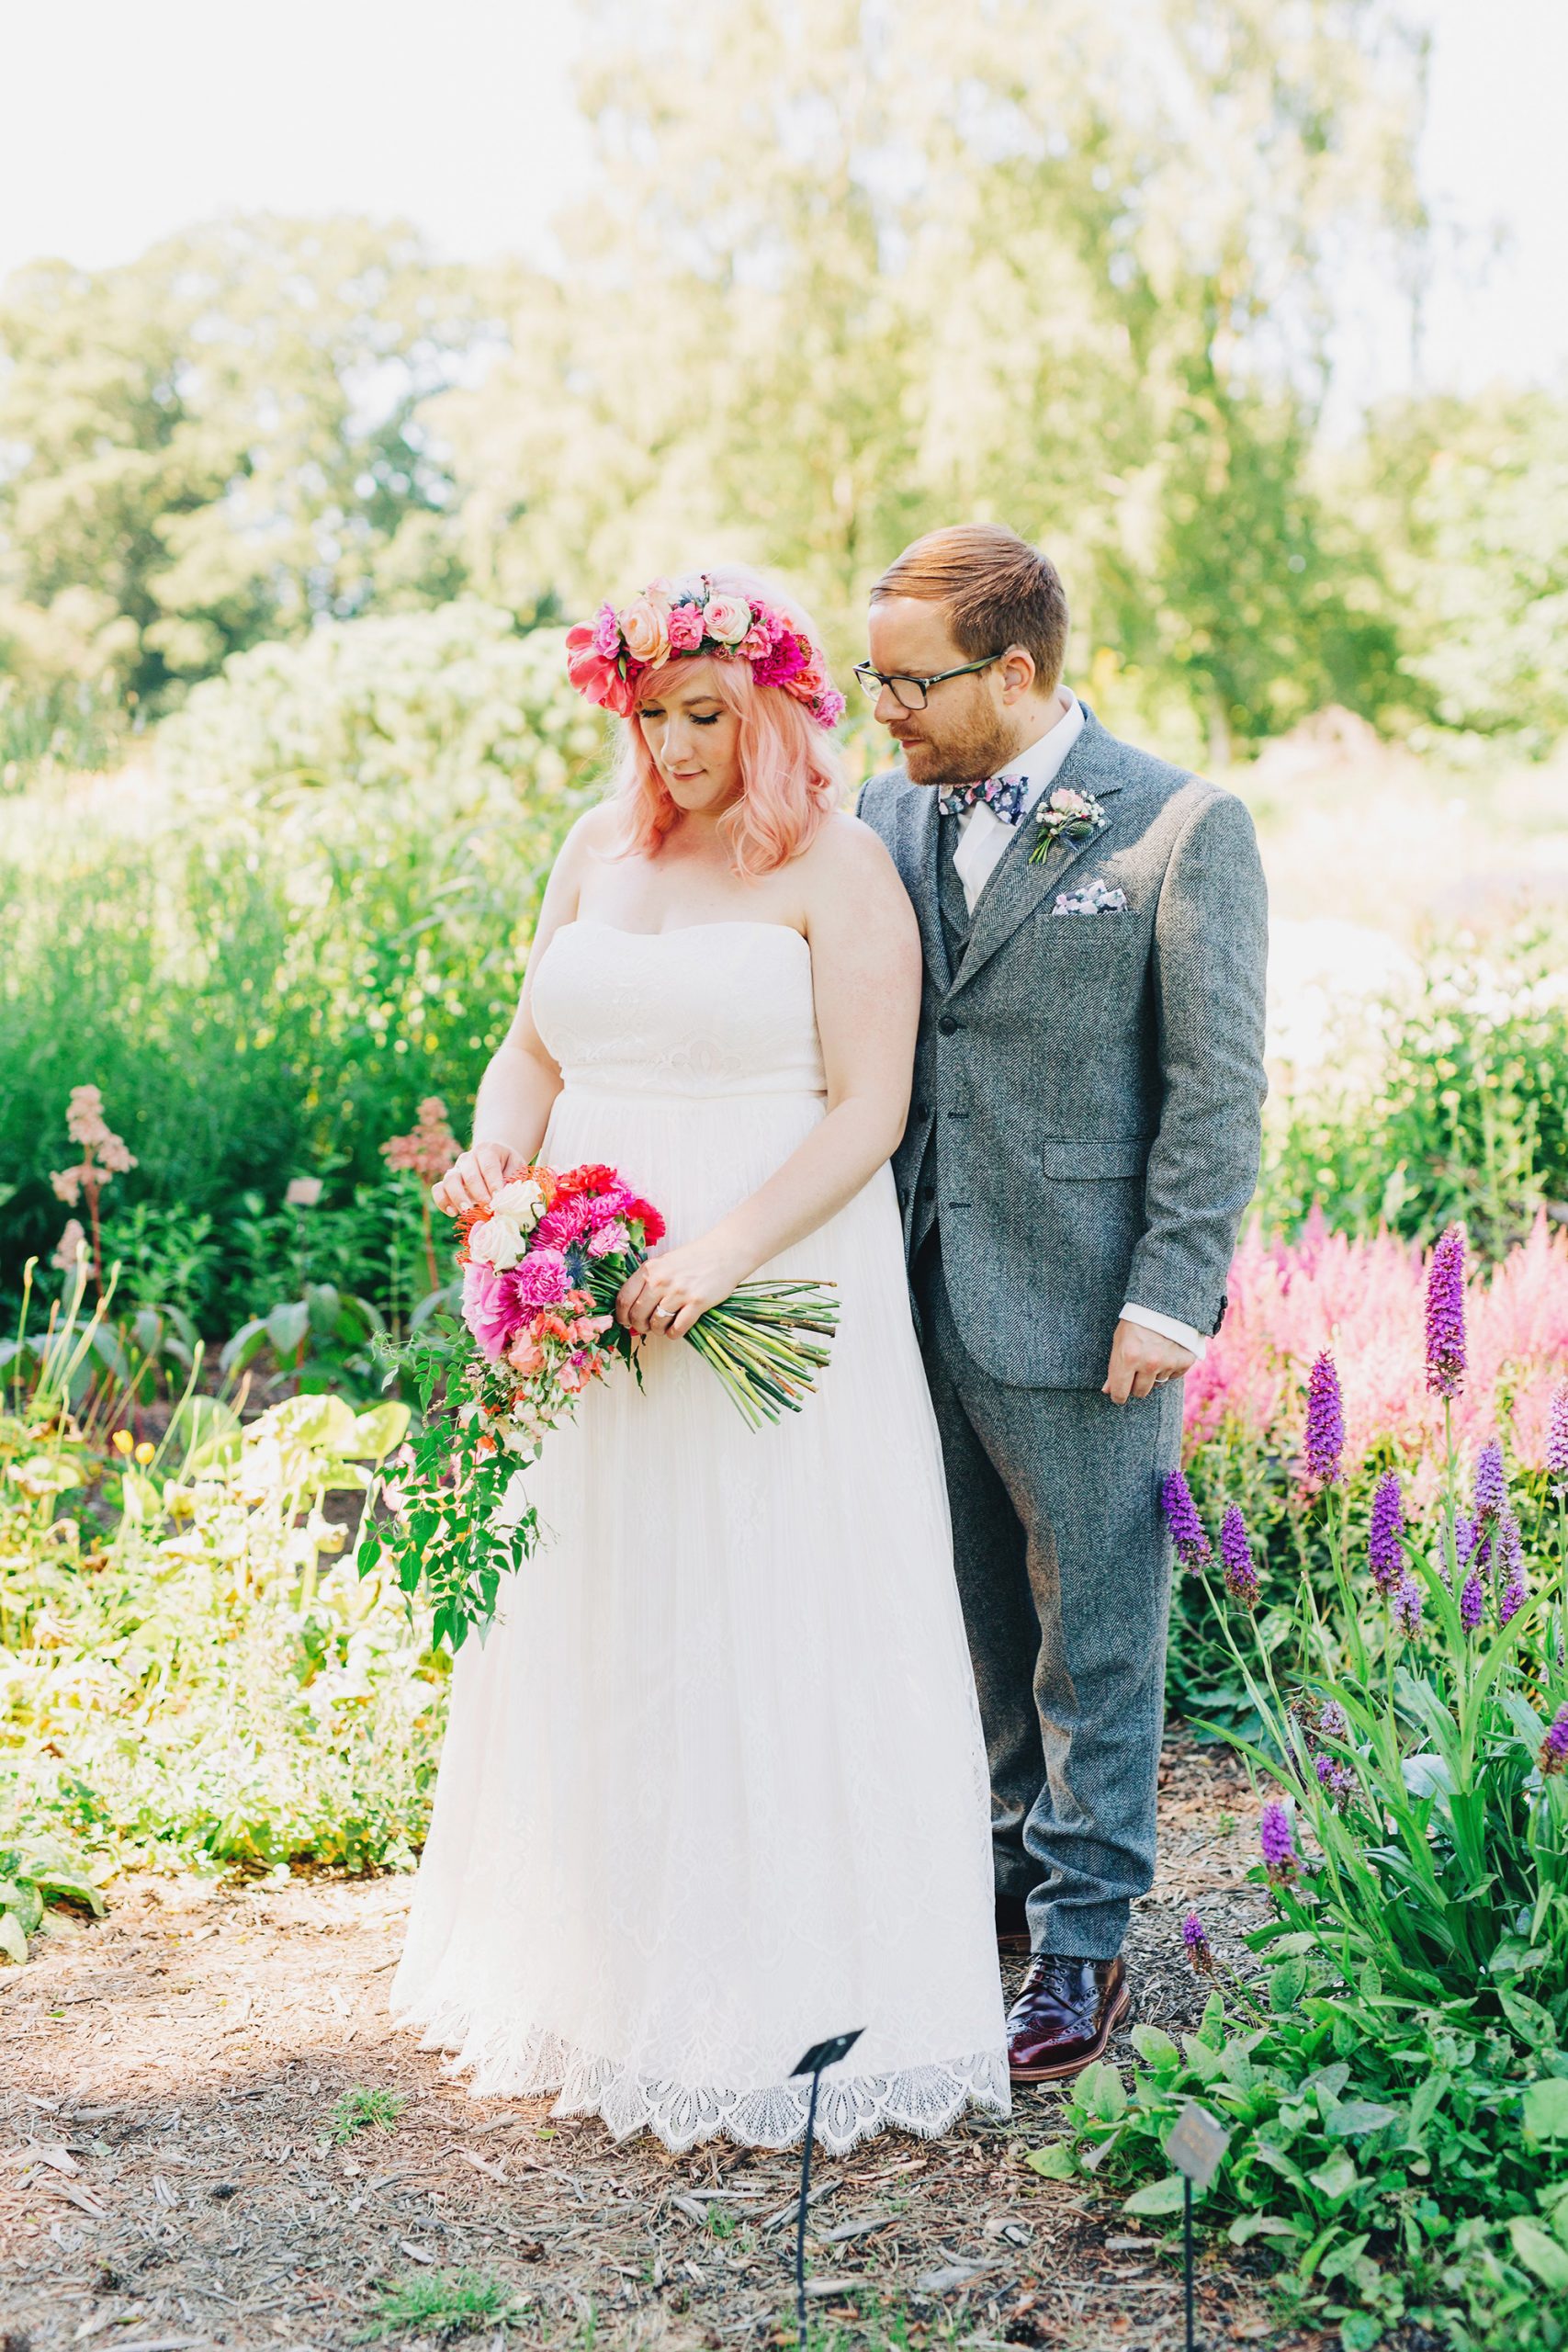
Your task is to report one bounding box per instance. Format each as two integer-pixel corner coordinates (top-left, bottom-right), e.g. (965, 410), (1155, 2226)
(357, 1160), (839, 1649)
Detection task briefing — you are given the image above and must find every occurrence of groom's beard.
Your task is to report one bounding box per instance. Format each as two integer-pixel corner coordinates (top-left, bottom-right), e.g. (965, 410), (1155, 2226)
(891, 709), (1021, 788)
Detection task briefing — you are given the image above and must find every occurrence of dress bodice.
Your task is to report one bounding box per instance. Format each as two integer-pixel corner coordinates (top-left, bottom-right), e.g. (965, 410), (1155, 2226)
(532, 921), (827, 1101)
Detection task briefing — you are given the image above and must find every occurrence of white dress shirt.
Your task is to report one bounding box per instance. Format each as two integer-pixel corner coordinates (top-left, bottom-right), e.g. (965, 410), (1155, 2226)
(949, 686), (1207, 1367)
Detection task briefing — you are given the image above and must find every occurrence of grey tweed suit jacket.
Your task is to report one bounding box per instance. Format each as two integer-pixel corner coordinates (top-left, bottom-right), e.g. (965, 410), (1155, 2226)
(859, 707), (1269, 1390)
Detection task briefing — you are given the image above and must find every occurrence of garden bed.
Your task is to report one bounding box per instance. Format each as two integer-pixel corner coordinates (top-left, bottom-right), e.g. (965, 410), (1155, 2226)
(0, 1741), (1329, 2352)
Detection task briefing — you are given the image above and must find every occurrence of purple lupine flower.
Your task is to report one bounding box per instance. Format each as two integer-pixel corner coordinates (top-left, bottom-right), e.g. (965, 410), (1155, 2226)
(1220, 1503), (1260, 1610)
(1181, 1911), (1215, 1974)
(1317, 1698), (1348, 1741)
(1548, 1385), (1568, 1489)
(1393, 1572), (1424, 1637)
(1495, 1506), (1528, 1625)
(1460, 1568), (1485, 1632)
(1425, 1224), (1468, 1399)
(1540, 1706), (1568, 1777)
(1472, 1442), (1506, 1525)
(1367, 1470), (1404, 1594)
(1259, 1799), (1298, 1881)
(1303, 1351), (1345, 1487)
(1160, 1470), (1212, 1571)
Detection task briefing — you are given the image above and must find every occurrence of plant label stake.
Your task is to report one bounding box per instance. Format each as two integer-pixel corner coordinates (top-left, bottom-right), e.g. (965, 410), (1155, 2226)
(1168, 2099), (1230, 2352)
(789, 2030), (863, 2346)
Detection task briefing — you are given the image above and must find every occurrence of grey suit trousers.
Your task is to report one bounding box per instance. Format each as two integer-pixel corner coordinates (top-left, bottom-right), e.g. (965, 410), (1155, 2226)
(915, 1233), (1183, 1960)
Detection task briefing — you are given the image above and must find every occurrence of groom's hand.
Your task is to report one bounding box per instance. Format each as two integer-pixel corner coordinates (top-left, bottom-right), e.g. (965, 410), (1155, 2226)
(1102, 1318), (1194, 1404)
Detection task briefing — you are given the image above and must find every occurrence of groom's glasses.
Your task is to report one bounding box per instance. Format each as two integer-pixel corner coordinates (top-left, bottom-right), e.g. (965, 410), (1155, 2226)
(852, 653), (1004, 711)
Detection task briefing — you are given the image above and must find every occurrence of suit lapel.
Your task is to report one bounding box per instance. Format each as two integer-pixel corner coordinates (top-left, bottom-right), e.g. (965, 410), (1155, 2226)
(897, 783), (952, 996)
(953, 708), (1125, 994)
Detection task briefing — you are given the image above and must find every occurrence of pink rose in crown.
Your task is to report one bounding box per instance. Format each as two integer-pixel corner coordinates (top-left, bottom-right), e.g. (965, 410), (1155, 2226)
(702, 592), (752, 647)
(667, 603), (705, 654)
(739, 616), (777, 662)
(620, 590), (672, 669)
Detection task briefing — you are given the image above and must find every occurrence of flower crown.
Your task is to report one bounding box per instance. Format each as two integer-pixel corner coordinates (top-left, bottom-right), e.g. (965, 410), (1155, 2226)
(565, 575), (846, 730)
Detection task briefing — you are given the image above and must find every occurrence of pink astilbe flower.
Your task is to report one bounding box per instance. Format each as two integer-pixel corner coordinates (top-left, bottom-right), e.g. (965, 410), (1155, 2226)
(1188, 1216), (1568, 1477)
(49, 1084), (136, 1295)
(51, 1218), (87, 1274)
(382, 1098), (462, 1290)
(382, 1099), (460, 1187)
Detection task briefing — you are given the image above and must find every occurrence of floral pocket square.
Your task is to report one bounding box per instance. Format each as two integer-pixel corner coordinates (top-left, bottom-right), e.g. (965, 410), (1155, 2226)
(1052, 878), (1128, 917)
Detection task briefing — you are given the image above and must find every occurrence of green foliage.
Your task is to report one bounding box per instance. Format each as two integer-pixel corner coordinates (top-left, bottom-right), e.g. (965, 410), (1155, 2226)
(1032, 1986), (1568, 2348)
(0, 1831), (106, 1964)
(356, 2269), (528, 2342)
(0, 217), (488, 721)
(1, 1357), (439, 1891)
(1260, 922), (1568, 1256)
(0, 606), (603, 1308)
(325, 2085), (408, 2144)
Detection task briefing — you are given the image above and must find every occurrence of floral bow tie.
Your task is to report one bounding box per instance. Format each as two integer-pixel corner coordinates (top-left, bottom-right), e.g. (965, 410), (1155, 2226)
(936, 774), (1028, 823)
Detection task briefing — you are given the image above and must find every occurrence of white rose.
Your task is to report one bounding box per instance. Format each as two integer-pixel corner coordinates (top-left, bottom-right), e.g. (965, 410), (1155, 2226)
(489, 1176), (546, 1233)
(467, 1213), (525, 1270)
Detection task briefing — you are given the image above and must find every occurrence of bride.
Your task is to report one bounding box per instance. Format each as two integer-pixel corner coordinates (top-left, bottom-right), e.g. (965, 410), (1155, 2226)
(391, 566), (1008, 2153)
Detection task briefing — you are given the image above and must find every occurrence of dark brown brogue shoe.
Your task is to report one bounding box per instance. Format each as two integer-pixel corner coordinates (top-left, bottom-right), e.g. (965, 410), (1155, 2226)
(1006, 1952), (1129, 2083)
(996, 1893), (1032, 1954)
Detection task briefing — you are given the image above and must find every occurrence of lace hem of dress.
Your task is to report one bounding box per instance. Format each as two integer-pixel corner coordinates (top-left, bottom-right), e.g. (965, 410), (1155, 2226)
(392, 1995), (1010, 2155)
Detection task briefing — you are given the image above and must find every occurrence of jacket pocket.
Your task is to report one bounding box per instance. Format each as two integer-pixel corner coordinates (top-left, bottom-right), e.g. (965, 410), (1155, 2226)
(1041, 1136), (1150, 1180)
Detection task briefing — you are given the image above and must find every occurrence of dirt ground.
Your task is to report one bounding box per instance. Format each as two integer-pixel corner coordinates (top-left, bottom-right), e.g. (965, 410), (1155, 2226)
(0, 1741), (1331, 2352)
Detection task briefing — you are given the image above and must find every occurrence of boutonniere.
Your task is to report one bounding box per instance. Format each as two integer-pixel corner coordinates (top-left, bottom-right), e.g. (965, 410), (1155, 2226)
(1028, 785), (1106, 865)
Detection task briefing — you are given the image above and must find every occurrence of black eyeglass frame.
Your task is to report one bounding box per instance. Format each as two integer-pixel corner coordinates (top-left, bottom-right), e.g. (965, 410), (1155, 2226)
(852, 651), (1008, 710)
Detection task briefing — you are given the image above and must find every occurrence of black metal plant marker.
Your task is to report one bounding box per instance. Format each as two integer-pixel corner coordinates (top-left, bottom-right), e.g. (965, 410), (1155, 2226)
(1166, 2099), (1231, 2352)
(789, 2030), (863, 2347)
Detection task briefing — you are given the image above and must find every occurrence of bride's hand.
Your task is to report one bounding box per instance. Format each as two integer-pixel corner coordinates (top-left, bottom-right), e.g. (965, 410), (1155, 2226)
(615, 1231), (751, 1341)
(431, 1142), (531, 1218)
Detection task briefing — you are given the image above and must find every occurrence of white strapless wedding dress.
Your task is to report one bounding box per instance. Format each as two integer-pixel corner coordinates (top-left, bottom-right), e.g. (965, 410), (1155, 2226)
(390, 921), (1009, 2153)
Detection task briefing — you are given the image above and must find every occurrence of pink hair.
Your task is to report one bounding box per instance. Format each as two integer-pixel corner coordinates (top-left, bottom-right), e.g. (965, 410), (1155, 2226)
(612, 568), (842, 877)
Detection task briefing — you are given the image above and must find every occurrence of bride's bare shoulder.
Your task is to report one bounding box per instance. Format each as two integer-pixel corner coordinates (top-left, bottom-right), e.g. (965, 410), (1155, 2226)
(799, 808), (903, 892)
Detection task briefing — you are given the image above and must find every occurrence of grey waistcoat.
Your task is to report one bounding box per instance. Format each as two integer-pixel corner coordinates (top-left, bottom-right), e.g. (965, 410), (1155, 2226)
(859, 707), (1269, 1391)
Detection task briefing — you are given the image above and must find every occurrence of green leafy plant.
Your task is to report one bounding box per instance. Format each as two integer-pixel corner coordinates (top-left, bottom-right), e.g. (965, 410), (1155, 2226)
(355, 2267), (528, 2342)
(0, 1834), (106, 1964)
(325, 2086), (408, 2143)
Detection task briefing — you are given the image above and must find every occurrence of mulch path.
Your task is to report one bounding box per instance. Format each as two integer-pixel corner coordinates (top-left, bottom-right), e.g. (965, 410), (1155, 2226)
(0, 1739), (1334, 2352)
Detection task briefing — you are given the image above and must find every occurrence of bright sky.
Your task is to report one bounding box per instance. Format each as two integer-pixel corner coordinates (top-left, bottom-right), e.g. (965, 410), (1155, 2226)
(1, 0), (1562, 409)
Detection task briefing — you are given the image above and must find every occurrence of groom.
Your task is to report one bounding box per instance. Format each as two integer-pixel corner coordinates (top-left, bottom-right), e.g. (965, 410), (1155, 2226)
(857, 525), (1268, 2083)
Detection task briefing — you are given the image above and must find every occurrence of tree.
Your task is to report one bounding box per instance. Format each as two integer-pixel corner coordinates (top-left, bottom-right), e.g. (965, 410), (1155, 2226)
(435, 0), (1427, 742)
(0, 214), (491, 717)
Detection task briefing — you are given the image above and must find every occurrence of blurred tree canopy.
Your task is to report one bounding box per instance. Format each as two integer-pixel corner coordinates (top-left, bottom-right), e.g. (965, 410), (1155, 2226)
(1, 0), (1564, 763)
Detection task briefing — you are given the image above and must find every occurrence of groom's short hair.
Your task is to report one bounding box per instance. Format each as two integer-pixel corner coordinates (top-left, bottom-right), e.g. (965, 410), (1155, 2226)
(871, 525), (1069, 691)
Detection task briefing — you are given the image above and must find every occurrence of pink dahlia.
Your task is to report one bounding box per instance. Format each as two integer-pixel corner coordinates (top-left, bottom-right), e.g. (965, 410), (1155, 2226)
(462, 1261), (524, 1361)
